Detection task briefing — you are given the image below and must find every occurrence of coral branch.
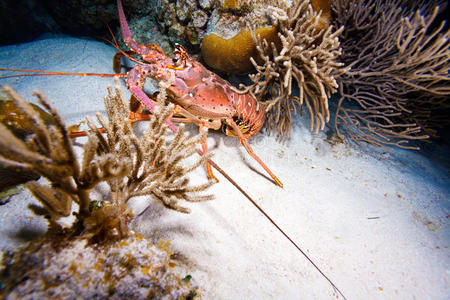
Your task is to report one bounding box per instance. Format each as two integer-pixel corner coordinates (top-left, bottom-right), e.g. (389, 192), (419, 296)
(333, 0), (449, 149)
(242, 0), (347, 138)
(0, 79), (214, 238)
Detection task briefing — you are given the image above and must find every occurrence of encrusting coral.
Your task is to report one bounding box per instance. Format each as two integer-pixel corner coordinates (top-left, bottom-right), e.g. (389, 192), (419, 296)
(1, 234), (198, 299)
(0, 79), (212, 298)
(332, 0), (449, 149)
(236, 0), (347, 138)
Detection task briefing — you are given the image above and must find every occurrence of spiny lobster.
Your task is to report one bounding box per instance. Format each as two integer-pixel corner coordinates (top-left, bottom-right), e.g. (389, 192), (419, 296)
(0, 1), (349, 298)
(0, 3), (281, 188)
(114, 0), (282, 187)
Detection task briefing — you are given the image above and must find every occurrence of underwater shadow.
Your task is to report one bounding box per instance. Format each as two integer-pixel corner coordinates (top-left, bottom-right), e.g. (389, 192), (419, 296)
(131, 200), (195, 241)
(8, 227), (45, 244)
(131, 200), (200, 267)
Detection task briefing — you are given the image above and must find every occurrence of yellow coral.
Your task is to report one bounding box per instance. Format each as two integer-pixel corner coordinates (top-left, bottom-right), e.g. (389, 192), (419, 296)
(310, 0), (332, 30)
(201, 26), (279, 74)
(223, 0), (238, 9)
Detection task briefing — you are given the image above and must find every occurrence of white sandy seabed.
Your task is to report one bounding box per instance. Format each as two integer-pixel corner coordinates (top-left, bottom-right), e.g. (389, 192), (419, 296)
(0, 36), (448, 299)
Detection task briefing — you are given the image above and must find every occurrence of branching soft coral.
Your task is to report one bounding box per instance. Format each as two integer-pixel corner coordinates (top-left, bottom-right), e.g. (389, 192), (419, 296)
(333, 0), (449, 149)
(86, 78), (215, 214)
(0, 78), (214, 240)
(0, 86), (118, 229)
(237, 0), (347, 138)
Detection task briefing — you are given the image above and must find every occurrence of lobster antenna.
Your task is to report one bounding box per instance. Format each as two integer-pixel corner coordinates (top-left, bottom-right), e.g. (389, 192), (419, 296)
(0, 68), (126, 79)
(0, 24), (142, 81)
(200, 150), (347, 300)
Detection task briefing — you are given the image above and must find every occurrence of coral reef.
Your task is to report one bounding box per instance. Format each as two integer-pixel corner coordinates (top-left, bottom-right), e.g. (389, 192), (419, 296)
(116, 5), (174, 57)
(332, 0), (449, 149)
(0, 78), (214, 236)
(201, 0), (335, 74)
(153, 0), (280, 73)
(237, 0), (347, 138)
(114, 0), (211, 58)
(1, 234), (197, 299)
(157, 0), (210, 52)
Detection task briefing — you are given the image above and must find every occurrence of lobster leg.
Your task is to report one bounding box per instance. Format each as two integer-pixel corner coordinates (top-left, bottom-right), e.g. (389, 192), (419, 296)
(113, 50), (137, 73)
(127, 95), (221, 182)
(128, 106), (199, 125)
(126, 67), (178, 132)
(198, 123), (219, 182)
(227, 119), (283, 188)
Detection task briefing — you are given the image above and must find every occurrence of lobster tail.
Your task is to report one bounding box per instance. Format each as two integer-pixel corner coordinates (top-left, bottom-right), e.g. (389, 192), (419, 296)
(233, 93), (265, 138)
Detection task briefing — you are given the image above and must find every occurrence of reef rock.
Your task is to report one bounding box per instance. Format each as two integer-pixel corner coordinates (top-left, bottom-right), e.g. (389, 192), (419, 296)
(1, 234), (198, 299)
(157, 0), (209, 53)
(154, 0), (278, 73)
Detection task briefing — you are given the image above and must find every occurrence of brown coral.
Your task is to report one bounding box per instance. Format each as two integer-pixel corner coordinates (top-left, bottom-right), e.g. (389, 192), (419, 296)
(0, 78), (214, 238)
(333, 0), (449, 149)
(310, 0), (332, 30)
(238, 0), (347, 138)
(0, 95), (52, 191)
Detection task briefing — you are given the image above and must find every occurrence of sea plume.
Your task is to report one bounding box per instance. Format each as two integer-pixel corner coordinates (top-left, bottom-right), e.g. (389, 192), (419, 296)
(333, 0), (449, 149)
(0, 78), (214, 239)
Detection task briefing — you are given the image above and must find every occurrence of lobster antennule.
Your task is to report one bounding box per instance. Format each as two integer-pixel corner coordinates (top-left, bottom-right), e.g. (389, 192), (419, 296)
(101, 23), (146, 68)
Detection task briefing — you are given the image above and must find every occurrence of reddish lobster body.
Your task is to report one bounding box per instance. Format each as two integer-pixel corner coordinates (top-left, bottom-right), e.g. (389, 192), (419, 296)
(128, 60), (264, 137)
(118, 0), (264, 138)
(116, 0), (281, 186)
(172, 63), (265, 137)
